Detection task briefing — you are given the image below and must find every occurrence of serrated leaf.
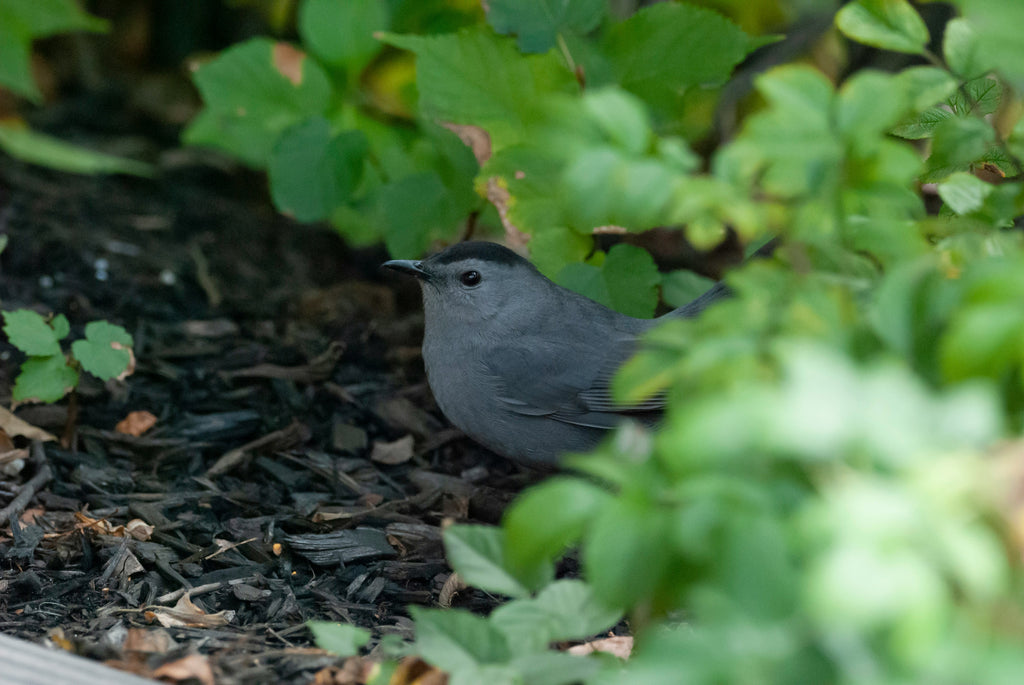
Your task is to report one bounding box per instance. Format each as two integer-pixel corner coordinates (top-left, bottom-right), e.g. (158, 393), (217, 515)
(268, 118), (368, 222)
(443, 525), (530, 598)
(307, 621), (371, 657)
(3, 309), (64, 356)
(948, 76), (1003, 117)
(0, 124), (154, 177)
(410, 607), (510, 672)
(603, 3), (756, 118)
(486, 0), (605, 53)
(891, 106), (954, 140)
(382, 29), (576, 147)
(71, 321), (133, 381)
(183, 38), (332, 166)
(835, 0), (929, 55)
(503, 477), (611, 580)
(13, 354), (78, 403)
(937, 172), (994, 215)
(299, 0), (388, 71)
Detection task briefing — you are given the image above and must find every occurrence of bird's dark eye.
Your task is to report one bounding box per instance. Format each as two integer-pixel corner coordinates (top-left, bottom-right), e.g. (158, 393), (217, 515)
(460, 270), (482, 286)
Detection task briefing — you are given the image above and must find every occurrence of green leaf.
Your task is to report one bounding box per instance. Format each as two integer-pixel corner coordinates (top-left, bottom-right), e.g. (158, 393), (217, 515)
(183, 38), (332, 166)
(0, 0), (107, 101)
(410, 607), (511, 672)
(528, 227), (593, 279)
(0, 124), (154, 176)
(3, 309), (65, 356)
(378, 172), (462, 257)
(943, 18), (990, 79)
(661, 270), (717, 309)
(925, 116), (996, 180)
(490, 580), (622, 649)
(603, 3), (756, 118)
(836, 70), (910, 143)
(307, 621), (371, 657)
(268, 118), (368, 222)
(835, 0), (929, 55)
(299, 0), (389, 71)
(70, 321), (133, 381)
(955, 0), (1024, 88)
(583, 494), (672, 609)
(486, 0), (605, 53)
(557, 244), (661, 317)
(896, 66), (958, 112)
(940, 304), (1024, 382)
(13, 354), (78, 403)
(890, 107), (953, 140)
(382, 29), (576, 147)
(503, 477), (611, 582)
(937, 172), (995, 215)
(0, 0), (107, 35)
(508, 651), (602, 685)
(443, 525), (530, 598)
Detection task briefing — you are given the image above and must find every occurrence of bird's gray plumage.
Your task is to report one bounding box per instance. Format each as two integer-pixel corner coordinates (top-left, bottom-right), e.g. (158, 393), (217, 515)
(383, 241), (727, 464)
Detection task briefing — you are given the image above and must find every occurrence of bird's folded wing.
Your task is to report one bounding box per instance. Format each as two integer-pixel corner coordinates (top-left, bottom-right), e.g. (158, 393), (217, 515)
(482, 337), (664, 429)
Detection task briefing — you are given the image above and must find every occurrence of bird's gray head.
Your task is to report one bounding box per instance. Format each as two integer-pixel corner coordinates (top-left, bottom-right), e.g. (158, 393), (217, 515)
(383, 242), (548, 327)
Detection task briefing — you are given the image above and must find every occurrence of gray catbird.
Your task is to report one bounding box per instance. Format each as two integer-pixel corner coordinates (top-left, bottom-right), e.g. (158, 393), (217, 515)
(383, 241), (729, 464)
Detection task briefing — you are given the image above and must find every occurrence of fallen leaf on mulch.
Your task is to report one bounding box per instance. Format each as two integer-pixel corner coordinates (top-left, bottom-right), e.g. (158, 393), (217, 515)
(390, 657), (448, 685)
(146, 594), (235, 629)
(370, 435), (414, 465)
(152, 653), (215, 685)
(115, 410), (158, 436)
(0, 406), (56, 442)
(312, 656), (377, 685)
(75, 512), (154, 540)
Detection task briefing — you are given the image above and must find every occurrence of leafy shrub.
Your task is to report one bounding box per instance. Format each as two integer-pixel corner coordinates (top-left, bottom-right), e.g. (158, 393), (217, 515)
(199, 0), (1024, 682)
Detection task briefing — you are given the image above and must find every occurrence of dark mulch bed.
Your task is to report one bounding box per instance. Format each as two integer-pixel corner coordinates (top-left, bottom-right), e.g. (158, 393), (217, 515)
(0, 137), (542, 683)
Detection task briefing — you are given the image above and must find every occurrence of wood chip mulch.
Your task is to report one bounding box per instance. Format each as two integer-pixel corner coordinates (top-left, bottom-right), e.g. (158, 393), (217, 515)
(0, 144), (543, 684)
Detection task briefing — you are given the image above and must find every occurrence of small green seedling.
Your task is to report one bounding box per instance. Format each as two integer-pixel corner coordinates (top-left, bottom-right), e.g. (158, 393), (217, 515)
(2, 310), (134, 404)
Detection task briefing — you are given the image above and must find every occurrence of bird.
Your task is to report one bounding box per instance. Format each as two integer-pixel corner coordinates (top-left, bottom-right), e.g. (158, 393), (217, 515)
(383, 241), (729, 464)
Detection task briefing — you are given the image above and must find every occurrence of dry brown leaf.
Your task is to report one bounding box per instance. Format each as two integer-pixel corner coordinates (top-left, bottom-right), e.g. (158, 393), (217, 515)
(390, 657), (448, 685)
(273, 42), (306, 86)
(74, 512), (153, 540)
(115, 410), (158, 436)
(442, 123), (492, 166)
(111, 342), (137, 380)
(0, 406), (56, 442)
(152, 653), (215, 685)
(370, 435), (415, 465)
(123, 627), (176, 654)
(146, 593), (235, 629)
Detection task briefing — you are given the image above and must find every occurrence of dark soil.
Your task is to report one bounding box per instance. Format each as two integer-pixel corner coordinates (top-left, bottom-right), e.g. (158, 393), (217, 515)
(0, 124), (541, 683)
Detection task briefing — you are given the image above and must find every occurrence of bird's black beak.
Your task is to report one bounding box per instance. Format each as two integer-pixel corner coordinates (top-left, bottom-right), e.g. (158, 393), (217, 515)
(382, 259), (430, 281)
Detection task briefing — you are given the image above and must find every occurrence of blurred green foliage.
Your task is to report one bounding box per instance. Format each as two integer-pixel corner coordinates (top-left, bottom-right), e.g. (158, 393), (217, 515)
(191, 0), (1024, 682)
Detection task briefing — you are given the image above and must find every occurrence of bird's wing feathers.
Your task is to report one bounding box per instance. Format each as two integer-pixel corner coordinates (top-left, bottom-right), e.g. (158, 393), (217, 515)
(482, 334), (664, 429)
